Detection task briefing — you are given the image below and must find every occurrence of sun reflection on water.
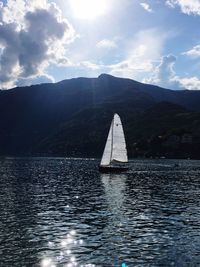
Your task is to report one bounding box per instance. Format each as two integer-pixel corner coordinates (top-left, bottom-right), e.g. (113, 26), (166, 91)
(41, 229), (91, 267)
(41, 258), (56, 267)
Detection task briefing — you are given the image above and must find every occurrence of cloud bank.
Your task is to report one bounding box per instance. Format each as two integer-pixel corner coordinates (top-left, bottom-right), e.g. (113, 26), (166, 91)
(146, 54), (176, 87)
(166, 0), (200, 15)
(145, 54), (200, 90)
(0, 0), (74, 89)
(182, 45), (200, 57)
(109, 28), (167, 79)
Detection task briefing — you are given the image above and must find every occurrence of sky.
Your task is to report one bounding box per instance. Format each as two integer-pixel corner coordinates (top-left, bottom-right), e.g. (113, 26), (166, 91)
(1, 0), (200, 90)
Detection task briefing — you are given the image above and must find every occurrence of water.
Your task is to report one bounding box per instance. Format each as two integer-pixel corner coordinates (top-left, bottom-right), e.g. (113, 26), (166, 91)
(0, 158), (200, 267)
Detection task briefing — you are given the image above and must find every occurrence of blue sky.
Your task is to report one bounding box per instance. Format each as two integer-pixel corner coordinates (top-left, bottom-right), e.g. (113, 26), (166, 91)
(1, 0), (200, 90)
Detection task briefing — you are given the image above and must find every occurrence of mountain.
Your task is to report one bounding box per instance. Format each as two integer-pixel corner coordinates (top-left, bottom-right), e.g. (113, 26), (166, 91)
(1, 74), (200, 158)
(37, 101), (200, 159)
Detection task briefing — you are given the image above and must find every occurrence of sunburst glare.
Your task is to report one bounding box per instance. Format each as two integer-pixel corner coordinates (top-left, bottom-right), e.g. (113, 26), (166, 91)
(69, 0), (108, 19)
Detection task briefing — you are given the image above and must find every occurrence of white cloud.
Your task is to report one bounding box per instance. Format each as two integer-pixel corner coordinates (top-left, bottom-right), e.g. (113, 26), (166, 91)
(182, 45), (200, 57)
(16, 74), (55, 87)
(109, 57), (153, 78)
(75, 30), (162, 79)
(109, 28), (167, 79)
(166, 0), (200, 15)
(166, 0), (175, 8)
(145, 54), (200, 90)
(0, 0), (75, 89)
(81, 61), (102, 70)
(96, 39), (117, 49)
(140, 2), (153, 12)
(145, 54), (177, 87)
(177, 76), (200, 90)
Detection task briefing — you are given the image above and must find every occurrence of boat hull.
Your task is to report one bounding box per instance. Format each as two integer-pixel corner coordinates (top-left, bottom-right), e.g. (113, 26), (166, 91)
(99, 166), (129, 173)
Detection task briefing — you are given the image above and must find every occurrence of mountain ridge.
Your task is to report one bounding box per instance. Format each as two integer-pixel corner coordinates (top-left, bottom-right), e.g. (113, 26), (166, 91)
(0, 74), (200, 158)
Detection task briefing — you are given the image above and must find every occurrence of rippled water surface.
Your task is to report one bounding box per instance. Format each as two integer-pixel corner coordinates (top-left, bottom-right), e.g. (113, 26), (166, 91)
(0, 158), (200, 267)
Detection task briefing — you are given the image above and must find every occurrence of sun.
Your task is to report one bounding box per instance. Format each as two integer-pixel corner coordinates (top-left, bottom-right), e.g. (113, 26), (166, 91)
(69, 0), (108, 20)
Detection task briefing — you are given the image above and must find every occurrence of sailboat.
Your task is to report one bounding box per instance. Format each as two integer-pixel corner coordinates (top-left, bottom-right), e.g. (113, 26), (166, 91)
(99, 113), (128, 173)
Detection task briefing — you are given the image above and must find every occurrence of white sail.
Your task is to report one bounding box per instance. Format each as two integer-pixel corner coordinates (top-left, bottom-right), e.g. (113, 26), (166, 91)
(112, 114), (128, 163)
(100, 114), (128, 166)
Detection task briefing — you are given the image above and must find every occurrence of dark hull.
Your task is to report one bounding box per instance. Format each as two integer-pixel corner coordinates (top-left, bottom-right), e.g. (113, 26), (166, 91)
(99, 166), (129, 173)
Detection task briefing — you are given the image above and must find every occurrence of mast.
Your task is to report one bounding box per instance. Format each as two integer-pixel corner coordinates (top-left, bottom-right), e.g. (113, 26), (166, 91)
(110, 117), (114, 165)
(100, 116), (114, 166)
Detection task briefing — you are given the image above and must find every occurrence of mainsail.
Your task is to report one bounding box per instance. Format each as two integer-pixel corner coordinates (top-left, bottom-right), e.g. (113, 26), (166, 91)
(100, 114), (128, 166)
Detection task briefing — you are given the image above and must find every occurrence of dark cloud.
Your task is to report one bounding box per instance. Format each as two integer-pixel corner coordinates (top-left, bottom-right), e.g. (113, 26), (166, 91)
(0, 1), (74, 89)
(0, 23), (20, 83)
